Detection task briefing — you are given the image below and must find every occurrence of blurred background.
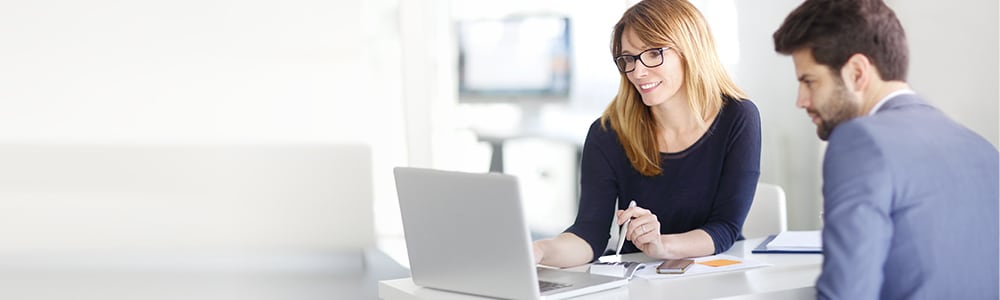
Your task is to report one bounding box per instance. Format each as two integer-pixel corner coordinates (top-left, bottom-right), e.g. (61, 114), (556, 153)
(0, 0), (995, 299)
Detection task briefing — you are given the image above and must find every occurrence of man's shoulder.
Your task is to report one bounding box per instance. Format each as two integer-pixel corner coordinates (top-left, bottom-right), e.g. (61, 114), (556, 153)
(827, 105), (998, 172)
(829, 116), (891, 143)
(834, 100), (984, 149)
(828, 105), (939, 145)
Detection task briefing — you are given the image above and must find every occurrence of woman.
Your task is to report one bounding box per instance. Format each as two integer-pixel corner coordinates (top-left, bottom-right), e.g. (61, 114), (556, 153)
(533, 0), (761, 267)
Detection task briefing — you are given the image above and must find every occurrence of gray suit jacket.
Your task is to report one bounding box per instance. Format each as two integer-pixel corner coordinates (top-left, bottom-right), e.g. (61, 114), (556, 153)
(816, 94), (999, 299)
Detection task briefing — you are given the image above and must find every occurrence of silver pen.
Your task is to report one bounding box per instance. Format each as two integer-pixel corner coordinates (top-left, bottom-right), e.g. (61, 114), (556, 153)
(615, 200), (637, 257)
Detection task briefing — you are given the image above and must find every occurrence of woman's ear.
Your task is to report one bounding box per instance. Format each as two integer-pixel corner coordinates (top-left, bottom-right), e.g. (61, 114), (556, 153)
(840, 53), (873, 93)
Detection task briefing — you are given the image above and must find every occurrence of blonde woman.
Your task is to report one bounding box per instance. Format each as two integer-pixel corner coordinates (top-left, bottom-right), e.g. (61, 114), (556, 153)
(533, 0), (760, 267)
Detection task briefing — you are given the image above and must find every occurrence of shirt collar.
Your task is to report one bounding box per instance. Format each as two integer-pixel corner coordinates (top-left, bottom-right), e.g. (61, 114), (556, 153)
(868, 89), (915, 116)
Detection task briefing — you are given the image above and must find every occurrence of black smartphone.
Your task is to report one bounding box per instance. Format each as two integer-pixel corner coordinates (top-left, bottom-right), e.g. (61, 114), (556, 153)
(656, 259), (694, 274)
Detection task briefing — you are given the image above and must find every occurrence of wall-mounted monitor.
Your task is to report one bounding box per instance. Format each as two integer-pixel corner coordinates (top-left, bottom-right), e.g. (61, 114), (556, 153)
(457, 15), (571, 103)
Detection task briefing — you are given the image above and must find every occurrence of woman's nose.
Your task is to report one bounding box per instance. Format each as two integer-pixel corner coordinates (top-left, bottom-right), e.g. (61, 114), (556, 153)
(632, 63), (649, 77)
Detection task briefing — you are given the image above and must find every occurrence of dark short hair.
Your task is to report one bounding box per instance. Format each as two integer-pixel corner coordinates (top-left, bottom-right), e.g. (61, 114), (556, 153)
(773, 0), (908, 81)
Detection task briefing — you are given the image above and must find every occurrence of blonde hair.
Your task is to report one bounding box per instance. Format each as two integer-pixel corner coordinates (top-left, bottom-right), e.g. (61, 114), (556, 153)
(601, 0), (746, 176)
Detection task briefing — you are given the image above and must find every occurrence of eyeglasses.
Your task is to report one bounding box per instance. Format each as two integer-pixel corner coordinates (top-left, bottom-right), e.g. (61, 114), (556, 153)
(613, 47), (672, 73)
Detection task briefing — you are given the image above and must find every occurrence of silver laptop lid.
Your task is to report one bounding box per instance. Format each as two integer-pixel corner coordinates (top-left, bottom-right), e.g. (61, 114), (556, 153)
(394, 167), (540, 299)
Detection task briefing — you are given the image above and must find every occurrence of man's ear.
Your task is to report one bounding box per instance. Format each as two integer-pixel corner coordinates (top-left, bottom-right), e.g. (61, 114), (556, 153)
(840, 53), (873, 93)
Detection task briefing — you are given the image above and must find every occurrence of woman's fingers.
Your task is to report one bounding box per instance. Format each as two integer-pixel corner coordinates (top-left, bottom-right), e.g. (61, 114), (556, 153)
(620, 206), (650, 224)
(633, 223), (661, 244)
(627, 214), (660, 241)
(621, 205), (662, 247)
(619, 208), (666, 256)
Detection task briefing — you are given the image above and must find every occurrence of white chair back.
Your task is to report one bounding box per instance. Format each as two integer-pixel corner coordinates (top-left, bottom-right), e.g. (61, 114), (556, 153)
(743, 183), (789, 239)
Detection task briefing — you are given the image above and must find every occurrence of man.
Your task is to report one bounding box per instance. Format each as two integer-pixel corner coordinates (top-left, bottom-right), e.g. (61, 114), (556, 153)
(772, 0), (999, 299)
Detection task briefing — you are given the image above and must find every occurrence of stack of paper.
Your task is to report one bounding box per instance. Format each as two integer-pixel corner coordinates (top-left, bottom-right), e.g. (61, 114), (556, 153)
(767, 230), (822, 251)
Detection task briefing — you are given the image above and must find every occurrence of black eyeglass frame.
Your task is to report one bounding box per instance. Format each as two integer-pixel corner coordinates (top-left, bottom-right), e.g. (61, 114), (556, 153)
(613, 47), (673, 73)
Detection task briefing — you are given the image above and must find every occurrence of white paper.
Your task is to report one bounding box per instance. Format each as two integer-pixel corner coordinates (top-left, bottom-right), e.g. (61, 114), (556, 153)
(768, 230), (822, 249)
(634, 254), (769, 280)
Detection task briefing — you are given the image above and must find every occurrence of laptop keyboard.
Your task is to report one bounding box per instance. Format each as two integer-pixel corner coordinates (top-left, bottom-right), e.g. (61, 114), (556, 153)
(538, 280), (572, 292)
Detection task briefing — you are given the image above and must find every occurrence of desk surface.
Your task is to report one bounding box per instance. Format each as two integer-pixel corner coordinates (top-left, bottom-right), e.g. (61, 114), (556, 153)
(0, 249), (409, 300)
(378, 237), (822, 300)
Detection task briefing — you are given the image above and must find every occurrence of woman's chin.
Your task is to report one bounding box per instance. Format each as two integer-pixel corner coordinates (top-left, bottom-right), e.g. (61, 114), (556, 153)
(640, 97), (663, 107)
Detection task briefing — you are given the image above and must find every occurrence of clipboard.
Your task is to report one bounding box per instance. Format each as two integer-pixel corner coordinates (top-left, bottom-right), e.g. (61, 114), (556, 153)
(751, 234), (822, 254)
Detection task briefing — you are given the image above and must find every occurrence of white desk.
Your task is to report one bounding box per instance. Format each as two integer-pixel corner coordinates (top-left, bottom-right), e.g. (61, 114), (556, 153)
(0, 249), (410, 300)
(378, 237), (822, 300)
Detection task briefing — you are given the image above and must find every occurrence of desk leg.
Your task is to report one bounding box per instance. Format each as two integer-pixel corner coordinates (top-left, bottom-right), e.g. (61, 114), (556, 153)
(488, 141), (504, 173)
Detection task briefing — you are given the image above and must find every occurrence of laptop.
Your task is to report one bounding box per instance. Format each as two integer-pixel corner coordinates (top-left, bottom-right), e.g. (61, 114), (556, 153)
(393, 167), (627, 299)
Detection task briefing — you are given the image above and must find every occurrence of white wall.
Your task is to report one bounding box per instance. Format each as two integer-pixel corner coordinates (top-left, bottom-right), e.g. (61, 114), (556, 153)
(419, 0), (631, 236)
(414, 0), (999, 233)
(889, 0), (999, 146)
(730, 0), (999, 230)
(1, 1), (375, 142)
(0, 0), (410, 251)
(2, 0), (993, 254)
(731, 0), (825, 230)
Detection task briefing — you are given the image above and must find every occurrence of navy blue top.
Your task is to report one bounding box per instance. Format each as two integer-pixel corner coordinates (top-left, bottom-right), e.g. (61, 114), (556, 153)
(566, 97), (761, 260)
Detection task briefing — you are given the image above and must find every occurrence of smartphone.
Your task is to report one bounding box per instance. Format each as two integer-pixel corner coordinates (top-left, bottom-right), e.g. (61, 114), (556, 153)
(656, 259), (694, 274)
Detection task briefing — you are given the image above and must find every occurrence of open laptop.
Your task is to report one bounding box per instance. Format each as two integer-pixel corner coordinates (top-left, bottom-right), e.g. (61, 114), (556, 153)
(393, 167), (627, 299)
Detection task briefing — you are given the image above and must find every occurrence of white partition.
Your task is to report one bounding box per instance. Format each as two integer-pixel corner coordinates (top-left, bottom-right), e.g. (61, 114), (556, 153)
(0, 144), (374, 262)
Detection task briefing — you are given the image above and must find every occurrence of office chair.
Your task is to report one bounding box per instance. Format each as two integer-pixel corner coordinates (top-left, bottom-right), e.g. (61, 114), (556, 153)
(743, 183), (789, 239)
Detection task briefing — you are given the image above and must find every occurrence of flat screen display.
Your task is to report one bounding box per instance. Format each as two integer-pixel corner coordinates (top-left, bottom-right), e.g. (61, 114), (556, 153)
(457, 16), (571, 102)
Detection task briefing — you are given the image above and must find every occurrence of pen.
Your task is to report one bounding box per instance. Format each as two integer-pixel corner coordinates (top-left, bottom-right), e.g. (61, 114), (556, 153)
(615, 200), (637, 257)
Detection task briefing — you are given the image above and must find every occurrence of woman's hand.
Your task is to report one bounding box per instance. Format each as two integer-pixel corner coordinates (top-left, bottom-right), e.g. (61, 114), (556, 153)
(531, 233), (596, 267)
(617, 204), (670, 258)
(532, 240), (545, 264)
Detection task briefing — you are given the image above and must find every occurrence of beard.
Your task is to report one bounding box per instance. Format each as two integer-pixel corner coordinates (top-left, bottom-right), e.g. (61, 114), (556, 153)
(812, 81), (861, 141)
